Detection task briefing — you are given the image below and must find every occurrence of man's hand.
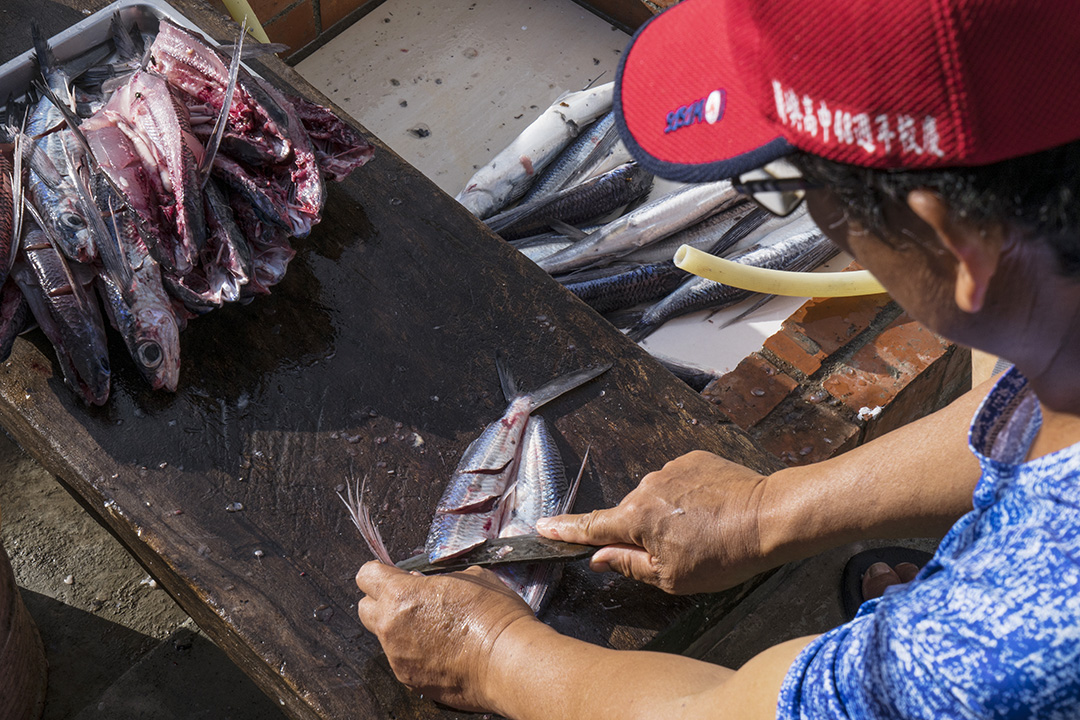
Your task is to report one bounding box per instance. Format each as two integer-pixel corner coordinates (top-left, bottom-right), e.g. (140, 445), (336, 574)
(355, 562), (538, 712)
(537, 451), (770, 594)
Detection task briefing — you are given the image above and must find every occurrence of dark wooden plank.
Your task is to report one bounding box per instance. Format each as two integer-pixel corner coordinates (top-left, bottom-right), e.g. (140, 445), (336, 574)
(0, 2), (783, 718)
(570, 0), (656, 33)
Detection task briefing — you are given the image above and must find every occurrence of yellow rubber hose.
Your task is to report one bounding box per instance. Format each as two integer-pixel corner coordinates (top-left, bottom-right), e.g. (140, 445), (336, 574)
(221, 0), (272, 44)
(674, 245), (887, 297)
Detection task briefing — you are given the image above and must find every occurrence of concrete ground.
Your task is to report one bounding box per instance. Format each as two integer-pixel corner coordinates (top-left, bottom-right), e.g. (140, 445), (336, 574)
(0, 430), (287, 720)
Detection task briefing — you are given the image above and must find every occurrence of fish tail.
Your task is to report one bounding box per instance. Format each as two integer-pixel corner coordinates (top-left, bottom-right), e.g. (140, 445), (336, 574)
(30, 24), (58, 75)
(625, 320), (656, 344)
(526, 363), (610, 412)
(337, 475), (395, 565)
(495, 350), (518, 402)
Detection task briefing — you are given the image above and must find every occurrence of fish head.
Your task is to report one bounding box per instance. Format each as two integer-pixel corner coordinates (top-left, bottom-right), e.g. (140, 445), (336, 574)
(131, 304), (181, 392)
(45, 192), (96, 265)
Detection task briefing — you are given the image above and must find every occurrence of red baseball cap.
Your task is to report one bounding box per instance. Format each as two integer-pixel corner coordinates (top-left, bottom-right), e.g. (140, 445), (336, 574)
(615, 0), (1080, 183)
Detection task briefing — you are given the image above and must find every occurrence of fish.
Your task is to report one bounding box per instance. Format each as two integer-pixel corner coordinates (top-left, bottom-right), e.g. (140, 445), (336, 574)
(455, 82), (614, 219)
(493, 418), (585, 612)
(285, 94), (375, 182)
(536, 180), (741, 275)
(616, 202), (762, 265)
(518, 110), (619, 204)
(148, 20), (292, 165)
(91, 174), (181, 391)
(26, 28), (100, 266)
(625, 213), (840, 342)
(0, 146), (14, 283)
(558, 206), (774, 315)
(0, 277), (30, 363)
(252, 77), (325, 237)
(11, 225), (111, 405)
(485, 162), (652, 241)
(337, 372), (599, 614)
(425, 356), (608, 563)
(433, 356), (609, 514)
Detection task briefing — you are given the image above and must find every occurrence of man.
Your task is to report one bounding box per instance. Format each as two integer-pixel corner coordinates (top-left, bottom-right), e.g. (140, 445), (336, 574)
(355, 0), (1080, 717)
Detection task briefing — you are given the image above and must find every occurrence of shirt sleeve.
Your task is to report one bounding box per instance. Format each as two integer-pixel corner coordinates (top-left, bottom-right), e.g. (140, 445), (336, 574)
(776, 526), (1080, 720)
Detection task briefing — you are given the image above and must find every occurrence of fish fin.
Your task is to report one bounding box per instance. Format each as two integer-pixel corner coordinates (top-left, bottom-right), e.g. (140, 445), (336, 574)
(30, 23), (58, 75)
(9, 132), (23, 273)
(715, 294), (775, 329)
(198, 18), (246, 185)
(557, 445), (589, 516)
(546, 217), (590, 241)
(336, 474), (395, 565)
(526, 363), (610, 413)
(706, 206), (771, 256)
(494, 350), (518, 402)
(602, 307), (643, 329)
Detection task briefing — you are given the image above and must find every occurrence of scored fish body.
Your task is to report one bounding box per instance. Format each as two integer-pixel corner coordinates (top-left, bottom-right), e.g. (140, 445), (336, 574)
(499, 417), (567, 537)
(424, 501), (502, 563)
(435, 395), (532, 514)
(434, 362), (607, 515)
(425, 359), (607, 563)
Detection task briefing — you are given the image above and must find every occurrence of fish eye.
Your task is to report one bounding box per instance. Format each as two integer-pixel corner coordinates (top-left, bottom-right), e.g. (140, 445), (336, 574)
(60, 212), (87, 230)
(137, 342), (163, 369)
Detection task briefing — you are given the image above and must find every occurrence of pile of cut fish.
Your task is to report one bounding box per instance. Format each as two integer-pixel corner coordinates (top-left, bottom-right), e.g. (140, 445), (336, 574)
(342, 357), (607, 613)
(0, 17), (373, 404)
(455, 82), (838, 388)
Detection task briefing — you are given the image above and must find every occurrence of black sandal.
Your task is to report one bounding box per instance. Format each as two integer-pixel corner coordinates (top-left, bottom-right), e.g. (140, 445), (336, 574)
(840, 547), (933, 621)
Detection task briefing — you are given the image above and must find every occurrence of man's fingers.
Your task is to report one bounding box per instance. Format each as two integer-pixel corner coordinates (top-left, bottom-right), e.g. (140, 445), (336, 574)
(591, 545), (657, 585)
(535, 508), (630, 546)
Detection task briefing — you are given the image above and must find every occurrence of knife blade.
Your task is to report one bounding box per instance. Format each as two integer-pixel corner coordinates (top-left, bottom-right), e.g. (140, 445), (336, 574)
(396, 535), (596, 574)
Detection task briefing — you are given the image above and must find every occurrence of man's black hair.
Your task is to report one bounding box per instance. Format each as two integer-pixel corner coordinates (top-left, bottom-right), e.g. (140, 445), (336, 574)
(790, 139), (1080, 276)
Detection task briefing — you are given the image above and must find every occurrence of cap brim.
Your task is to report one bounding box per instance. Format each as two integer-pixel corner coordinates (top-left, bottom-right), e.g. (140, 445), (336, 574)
(615, 0), (794, 183)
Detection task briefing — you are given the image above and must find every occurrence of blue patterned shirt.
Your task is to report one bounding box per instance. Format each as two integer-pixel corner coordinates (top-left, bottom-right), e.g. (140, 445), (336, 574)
(777, 368), (1080, 719)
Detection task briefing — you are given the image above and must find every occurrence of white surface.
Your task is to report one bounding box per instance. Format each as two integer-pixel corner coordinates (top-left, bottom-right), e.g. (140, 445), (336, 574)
(296, 0), (627, 196)
(295, 1), (842, 377)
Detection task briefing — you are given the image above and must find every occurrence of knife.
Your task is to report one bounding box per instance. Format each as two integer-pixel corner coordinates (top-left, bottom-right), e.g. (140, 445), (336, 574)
(396, 535), (596, 574)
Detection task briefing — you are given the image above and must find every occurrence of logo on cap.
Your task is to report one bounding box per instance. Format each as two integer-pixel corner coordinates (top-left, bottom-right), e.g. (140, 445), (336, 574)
(665, 89), (726, 134)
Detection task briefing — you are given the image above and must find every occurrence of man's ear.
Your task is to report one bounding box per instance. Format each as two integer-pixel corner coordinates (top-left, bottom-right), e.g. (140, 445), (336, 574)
(907, 189), (1001, 313)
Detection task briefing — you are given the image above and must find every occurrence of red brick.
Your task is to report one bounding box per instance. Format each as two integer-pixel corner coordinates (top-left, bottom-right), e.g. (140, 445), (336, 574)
(762, 328), (827, 377)
(822, 347), (905, 413)
(787, 292), (894, 357)
(248, 0), (300, 24)
(751, 397), (861, 466)
(264, 1), (317, 55)
(322, 0), (380, 31)
(701, 354), (799, 431)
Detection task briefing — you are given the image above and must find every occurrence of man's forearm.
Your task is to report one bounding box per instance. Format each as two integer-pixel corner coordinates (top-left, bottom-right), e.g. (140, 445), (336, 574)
(757, 378), (990, 564)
